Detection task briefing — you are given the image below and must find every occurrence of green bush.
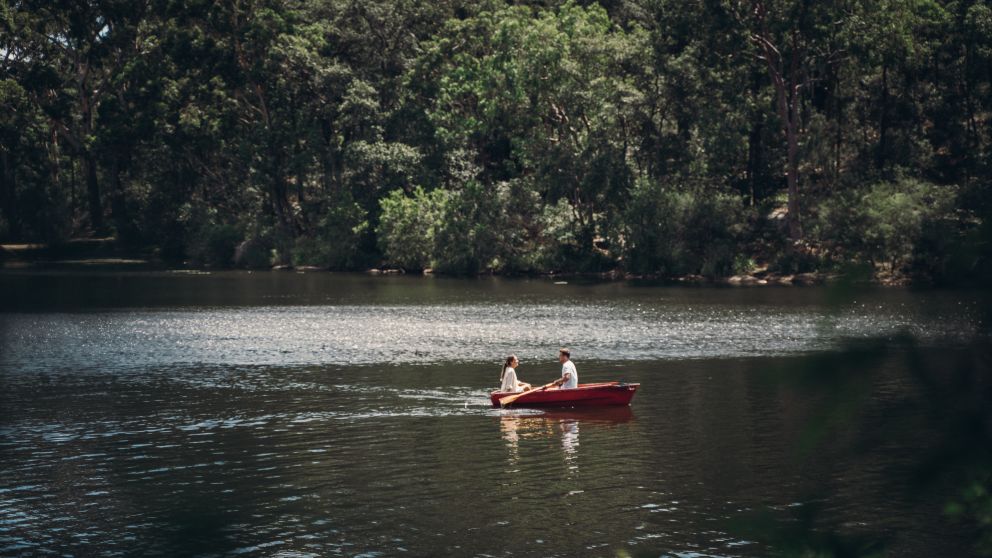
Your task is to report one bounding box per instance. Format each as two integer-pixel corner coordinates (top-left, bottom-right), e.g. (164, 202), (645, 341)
(623, 179), (751, 276)
(188, 222), (241, 267)
(530, 198), (577, 272)
(233, 233), (274, 269)
(487, 180), (548, 273)
(291, 196), (369, 269)
(377, 186), (448, 270)
(17, 179), (72, 243)
(733, 254), (756, 275)
(379, 181), (567, 274)
(290, 237), (327, 268)
(772, 247), (824, 275)
(431, 180), (506, 274)
(377, 180), (514, 275)
(813, 178), (957, 275)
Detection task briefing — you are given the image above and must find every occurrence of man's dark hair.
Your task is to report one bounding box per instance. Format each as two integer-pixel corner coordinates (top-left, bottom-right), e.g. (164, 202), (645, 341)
(559, 348), (570, 358)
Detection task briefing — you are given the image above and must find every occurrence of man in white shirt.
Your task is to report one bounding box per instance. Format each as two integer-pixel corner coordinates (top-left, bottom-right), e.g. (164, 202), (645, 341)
(552, 348), (578, 389)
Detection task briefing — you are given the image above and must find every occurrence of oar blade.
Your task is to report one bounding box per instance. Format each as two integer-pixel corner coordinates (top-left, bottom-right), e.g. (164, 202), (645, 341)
(499, 392), (526, 408)
(499, 382), (555, 408)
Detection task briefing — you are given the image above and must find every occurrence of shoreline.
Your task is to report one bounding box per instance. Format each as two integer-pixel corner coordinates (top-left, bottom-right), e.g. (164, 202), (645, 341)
(0, 238), (934, 287)
(0, 246), (903, 287)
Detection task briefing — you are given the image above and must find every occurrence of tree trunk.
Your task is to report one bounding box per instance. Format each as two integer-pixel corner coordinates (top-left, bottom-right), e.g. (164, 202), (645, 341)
(70, 159), (76, 210)
(747, 124), (758, 206)
(269, 152), (296, 237)
(49, 129), (62, 199)
(109, 154), (132, 243)
(0, 148), (20, 239)
(324, 147), (338, 193)
(320, 119), (337, 193)
(746, 73), (763, 207)
(877, 63), (889, 173)
(751, 7), (806, 243)
(771, 75), (803, 242)
(786, 113), (802, 241)
(830, 62), (843, 179)
(834, 100), (843, 178)
(83, 153), (104, 234)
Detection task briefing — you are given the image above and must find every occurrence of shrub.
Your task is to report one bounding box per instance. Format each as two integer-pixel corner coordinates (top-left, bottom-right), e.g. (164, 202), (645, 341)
(813, 178), (957, 274)
(431, 180), (506, 274)
(377, 186), (448, 270)
(530, 198), (578, 272)
(733, 254), (757, 275)
(488, 180), (548, 273)
(290, 237), (326, 268)
(234, 237), (274, 269)
(379, 181), (558, 274)
(772, 246), (824, 275)
(377, 180), (515, 275)
(292, 195), (369, 269)
(623, 179), (751, 276)
(188, 222), (241, 267)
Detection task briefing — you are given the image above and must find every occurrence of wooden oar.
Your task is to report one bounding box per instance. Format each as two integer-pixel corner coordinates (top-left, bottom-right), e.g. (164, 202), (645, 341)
(500, 381), (557, 408)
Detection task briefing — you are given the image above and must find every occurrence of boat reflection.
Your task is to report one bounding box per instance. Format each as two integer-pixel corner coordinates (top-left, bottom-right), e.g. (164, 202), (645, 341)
(498, 407), (635, 468)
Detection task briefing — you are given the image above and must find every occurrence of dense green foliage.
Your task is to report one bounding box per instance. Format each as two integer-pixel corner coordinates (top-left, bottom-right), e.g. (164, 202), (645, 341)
(377, 185), (446, 270)
(2, 0), (990, 281)
(625, 179), (753, 276)
(812, 177), (959, 279)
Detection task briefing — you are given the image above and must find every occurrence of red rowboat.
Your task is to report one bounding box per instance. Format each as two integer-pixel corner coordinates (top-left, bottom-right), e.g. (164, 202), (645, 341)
(490, 381), (639, 408)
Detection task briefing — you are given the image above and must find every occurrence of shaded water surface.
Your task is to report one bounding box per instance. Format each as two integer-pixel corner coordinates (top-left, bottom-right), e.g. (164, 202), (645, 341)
(0, 272), (981, 556)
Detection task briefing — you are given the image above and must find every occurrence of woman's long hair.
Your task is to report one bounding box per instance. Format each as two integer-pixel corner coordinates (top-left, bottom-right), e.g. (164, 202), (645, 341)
(500, 355), (516, 383)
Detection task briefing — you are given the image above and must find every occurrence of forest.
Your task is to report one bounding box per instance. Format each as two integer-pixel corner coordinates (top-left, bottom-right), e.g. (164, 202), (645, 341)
(2, 0), (990, 282)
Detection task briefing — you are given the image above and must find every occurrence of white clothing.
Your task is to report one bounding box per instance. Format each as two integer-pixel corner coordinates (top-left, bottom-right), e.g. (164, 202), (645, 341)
(560, 360), (578, 389)
(501, 367), (523, 393)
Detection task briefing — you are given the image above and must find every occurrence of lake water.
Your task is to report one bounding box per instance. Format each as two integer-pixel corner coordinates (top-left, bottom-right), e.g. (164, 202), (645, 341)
(0, 271), (984, 556)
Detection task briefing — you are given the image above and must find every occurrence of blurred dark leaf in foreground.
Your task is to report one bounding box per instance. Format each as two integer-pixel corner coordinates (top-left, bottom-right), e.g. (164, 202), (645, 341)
(732, 279), (991, 556)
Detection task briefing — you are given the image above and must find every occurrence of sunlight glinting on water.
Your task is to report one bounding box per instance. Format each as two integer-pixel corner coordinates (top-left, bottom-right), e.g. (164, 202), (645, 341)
(0, 302), (969, 373)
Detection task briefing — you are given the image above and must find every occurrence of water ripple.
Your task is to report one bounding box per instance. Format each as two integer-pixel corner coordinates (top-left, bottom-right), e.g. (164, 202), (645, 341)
(0, 301), (976, 374)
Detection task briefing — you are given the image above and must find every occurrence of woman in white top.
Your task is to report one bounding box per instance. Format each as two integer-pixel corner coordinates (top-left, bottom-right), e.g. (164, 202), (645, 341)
(499, 355), (532, 393)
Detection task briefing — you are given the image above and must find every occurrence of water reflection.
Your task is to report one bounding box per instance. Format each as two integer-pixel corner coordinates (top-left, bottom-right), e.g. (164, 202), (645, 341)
(498, 407), (634, 471)
(1, 276), (979, 373)
(499, 415), (522, 465)
(560, 419), (579, 474)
